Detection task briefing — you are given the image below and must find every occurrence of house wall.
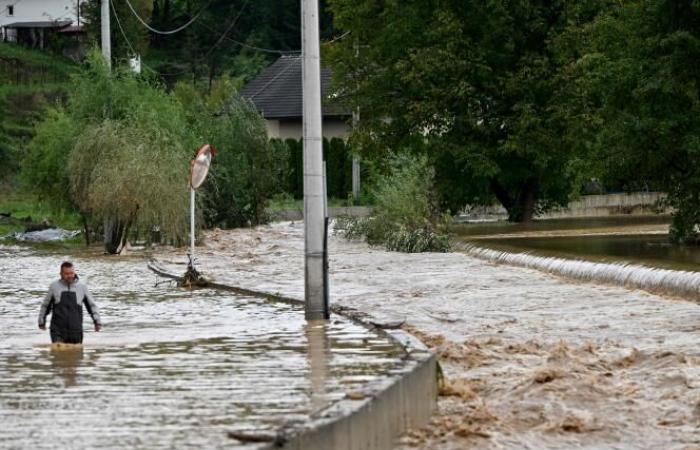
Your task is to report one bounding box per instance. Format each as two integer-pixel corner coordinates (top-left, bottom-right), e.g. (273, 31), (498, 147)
(265, 118), (351, 140)
(0, 0), (78, 40)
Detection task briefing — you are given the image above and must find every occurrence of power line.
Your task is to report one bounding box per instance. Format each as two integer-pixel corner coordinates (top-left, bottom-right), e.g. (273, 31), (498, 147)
(202, 0), (250, 59)
(194, 21), (300, 55)
(110, 0), (159, 74)
(112, 0), (252, 78)
(123, 0), (213, 35)
(324, 31), (350, 45)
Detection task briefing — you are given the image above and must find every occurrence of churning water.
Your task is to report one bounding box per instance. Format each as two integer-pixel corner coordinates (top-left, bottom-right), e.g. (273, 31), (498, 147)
(456, 216), (700, 300)
(0, 245), (404, 449)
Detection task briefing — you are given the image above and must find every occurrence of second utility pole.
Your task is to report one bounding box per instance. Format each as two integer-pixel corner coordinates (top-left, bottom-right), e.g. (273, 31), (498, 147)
(101, 0), (111, 68)
(301, 0), (329, 320)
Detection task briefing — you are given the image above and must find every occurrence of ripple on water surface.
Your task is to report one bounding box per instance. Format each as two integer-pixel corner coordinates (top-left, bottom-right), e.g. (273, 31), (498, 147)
(0, 247), (404, 449)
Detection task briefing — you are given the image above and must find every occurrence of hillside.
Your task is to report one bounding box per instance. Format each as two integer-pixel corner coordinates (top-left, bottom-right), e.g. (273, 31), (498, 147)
(0, 43), (77, 182)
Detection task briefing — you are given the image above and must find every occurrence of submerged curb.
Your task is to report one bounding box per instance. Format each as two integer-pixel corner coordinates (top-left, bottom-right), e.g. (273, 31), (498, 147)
(147, 260), (437, 450)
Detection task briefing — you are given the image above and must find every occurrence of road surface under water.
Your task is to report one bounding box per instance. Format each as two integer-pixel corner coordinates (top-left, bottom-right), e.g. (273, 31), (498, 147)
(0, 245), (404, 450)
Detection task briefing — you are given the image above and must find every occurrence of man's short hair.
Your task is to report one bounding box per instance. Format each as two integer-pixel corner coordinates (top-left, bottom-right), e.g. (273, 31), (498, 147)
(60, 261), (73, 270)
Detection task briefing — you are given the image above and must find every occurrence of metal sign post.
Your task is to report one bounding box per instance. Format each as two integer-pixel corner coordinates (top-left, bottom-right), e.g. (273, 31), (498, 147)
(185, 144), (215, 284)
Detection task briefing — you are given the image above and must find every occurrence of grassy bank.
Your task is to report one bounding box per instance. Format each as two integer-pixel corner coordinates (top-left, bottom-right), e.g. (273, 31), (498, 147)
(0, 188), (81, 239)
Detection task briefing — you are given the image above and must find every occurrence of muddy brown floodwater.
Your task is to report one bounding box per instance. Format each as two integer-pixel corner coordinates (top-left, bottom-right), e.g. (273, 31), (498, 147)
(0, 245), (405, 450)
(155, 221), (700, 450)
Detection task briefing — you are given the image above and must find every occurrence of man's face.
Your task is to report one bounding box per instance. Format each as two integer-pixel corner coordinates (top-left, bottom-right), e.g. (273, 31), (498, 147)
(60, 266), (75, 284)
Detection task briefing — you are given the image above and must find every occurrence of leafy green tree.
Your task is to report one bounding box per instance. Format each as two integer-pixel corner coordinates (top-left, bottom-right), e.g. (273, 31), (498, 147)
(70, 119), (191, 252)
(173, 76), (287, 227)
(23, 51), (196, 252)
(572, 0), (700, 242)
(142, 0), (336, 86)
(327, 0), (611, 221)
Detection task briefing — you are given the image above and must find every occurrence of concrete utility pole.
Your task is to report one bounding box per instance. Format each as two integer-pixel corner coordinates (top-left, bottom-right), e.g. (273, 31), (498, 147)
(351, 39), (361, 200)
(301, 0), (329, 320)
(101, 0), (111, 68)
(351, 110), (361, 199)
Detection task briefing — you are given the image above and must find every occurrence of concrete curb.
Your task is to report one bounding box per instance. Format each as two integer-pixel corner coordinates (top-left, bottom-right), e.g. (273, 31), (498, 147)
(147, 260), (437, 450)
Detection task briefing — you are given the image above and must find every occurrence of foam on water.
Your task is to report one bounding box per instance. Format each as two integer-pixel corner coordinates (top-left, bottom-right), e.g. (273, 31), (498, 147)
(461, 243), (700, 300)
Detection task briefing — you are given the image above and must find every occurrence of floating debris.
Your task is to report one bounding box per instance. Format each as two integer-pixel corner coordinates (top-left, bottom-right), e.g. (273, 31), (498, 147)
(3, 228), (81, 242)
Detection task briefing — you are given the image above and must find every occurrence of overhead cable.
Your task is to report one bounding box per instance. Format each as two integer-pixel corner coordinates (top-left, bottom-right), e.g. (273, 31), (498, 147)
(110, 0), (159, 74)
(123, 0), (213, 35)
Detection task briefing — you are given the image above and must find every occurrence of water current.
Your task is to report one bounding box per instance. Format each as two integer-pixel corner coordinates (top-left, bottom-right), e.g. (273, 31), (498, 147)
(0, 245), (404, 449)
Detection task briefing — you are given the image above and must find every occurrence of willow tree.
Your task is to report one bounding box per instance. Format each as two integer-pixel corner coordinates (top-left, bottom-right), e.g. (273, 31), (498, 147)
(24, 51), (197, 252)
(70, 121), (191, 253)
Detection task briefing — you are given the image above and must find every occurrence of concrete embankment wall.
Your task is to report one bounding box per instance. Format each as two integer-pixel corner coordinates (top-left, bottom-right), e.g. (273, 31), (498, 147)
(147, 261), (437, 450)
(540, 192), (669, 219)
(272, 193), (669, 223)
(460, 192), (669, 221)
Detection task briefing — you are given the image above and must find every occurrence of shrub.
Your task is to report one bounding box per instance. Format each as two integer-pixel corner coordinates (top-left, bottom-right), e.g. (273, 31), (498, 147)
(336, 153), (451, 252)
(175, 77), (287, 228)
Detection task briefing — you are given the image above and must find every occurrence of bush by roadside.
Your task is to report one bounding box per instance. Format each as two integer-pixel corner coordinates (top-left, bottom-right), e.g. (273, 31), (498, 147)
(335, 153), (451, 253)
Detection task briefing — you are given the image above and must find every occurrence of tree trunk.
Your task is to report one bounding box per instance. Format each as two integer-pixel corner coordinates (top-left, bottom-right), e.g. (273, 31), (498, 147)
(516, 178), (539, 223)
(81, 213), (91, 246)
(490, 178), (539, 223)
(103, 217), (126, 254)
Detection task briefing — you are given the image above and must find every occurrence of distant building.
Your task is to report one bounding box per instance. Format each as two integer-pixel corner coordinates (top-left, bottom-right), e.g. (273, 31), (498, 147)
(240, 55), (352, 140)
(1, 0), (84, 55)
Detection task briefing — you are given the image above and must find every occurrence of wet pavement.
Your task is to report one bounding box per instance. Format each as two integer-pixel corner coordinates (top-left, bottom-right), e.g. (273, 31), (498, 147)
(0, 245), (405, 450)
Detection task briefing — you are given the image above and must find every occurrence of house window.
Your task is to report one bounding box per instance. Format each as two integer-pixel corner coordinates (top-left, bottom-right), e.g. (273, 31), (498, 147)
(7, 5), (14, 16)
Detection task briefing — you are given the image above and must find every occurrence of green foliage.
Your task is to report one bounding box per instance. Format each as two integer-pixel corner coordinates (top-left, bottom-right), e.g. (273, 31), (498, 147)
(70, 120), (190, 241)
(22, 109), (79, 210)
(270, 137), (353, 200)
(138, 0), (337, 85)
(0, 189), (82, 237)
(0, 43), (76, 183)
(336, 153), (450, 252)
(327, 0), (613, 222)
(384, 226), (450, 253)
(0, 42), (77, 82)
(82, 0), (153, 63)
(22, 50), (195, 251)
(571, 0), (700, 243)
(174, 76), (287, 228)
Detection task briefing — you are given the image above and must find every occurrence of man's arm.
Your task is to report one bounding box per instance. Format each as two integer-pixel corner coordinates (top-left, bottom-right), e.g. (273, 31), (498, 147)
(38, 288), (54, 330)
(82, 286), (102, 331)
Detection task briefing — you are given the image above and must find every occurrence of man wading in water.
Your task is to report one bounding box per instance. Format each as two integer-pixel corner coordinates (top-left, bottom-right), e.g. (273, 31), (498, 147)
(38, 261), (102, 344)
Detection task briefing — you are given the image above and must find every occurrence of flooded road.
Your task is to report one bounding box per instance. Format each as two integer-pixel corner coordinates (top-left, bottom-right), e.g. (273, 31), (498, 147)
(178, 222), (700, 450)
(0, 245), (404, 449)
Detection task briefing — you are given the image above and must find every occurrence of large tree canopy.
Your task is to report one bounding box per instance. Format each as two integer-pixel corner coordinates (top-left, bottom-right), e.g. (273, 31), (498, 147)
(327, 0), (611, 221)
(571, 0), (700, 242)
